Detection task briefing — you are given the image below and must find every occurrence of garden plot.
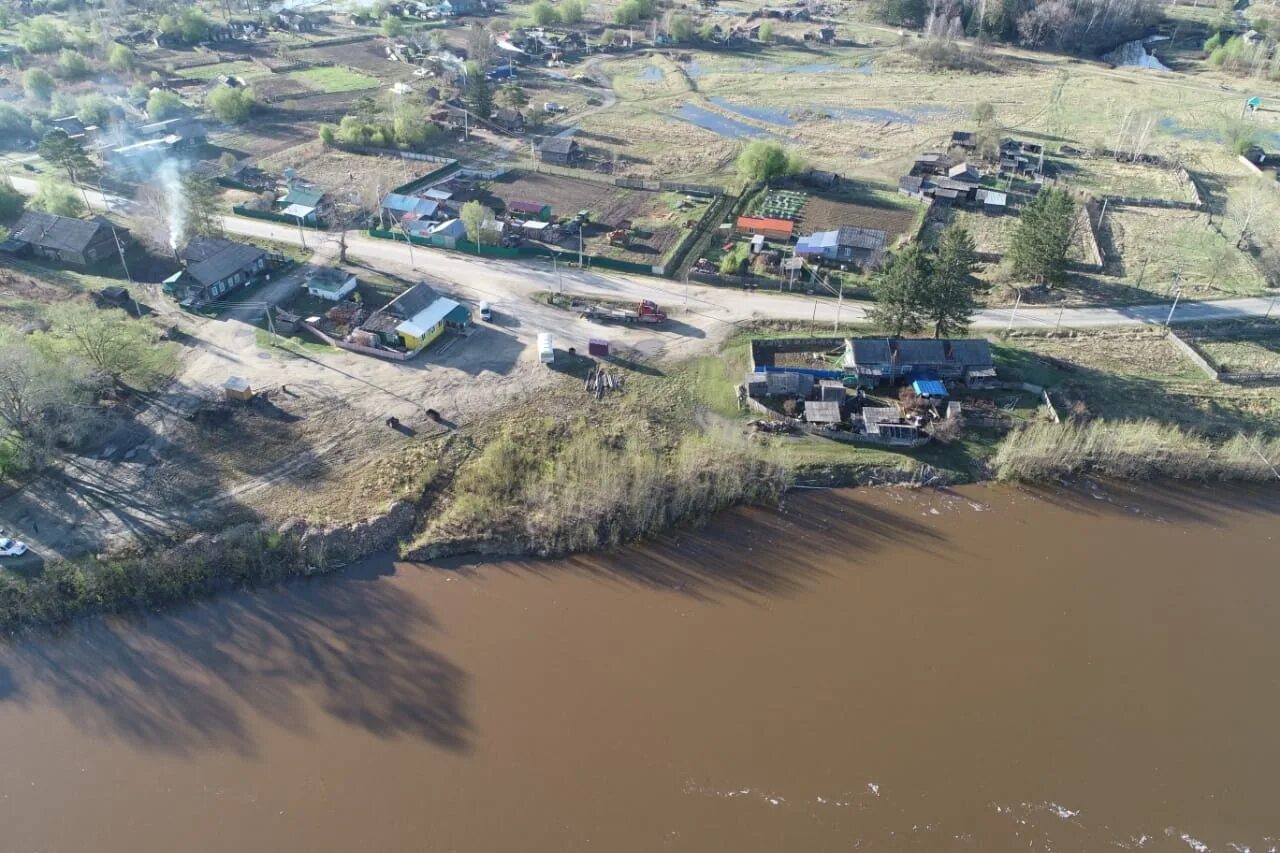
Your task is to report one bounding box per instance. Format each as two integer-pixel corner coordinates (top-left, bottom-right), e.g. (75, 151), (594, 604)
(1061, 154), (1198, 202)
(176, 60), (271, 81)
(288, 66), (381, 94)
(793, 188), (922, 244)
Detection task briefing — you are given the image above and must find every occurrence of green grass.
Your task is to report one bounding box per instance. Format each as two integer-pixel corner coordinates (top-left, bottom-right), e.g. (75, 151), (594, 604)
(175, 60), (270, 80)
(288, 66), (380, 93)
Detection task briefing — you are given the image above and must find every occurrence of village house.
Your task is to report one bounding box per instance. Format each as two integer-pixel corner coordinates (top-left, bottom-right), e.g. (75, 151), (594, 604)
(381, 193), (441, 223)
(2, 212), (130, 269)
(736, 216), (795, 242)
(848, 338), (996, 387)
(493, 106), (525, 132)
(164, 237), (269, 306)
(357, 282), (463, 352)
(508, 199), (551, 220)
(277, 186), (327, 225)
(793, 226), (886, 267)
(536, 136), (583, 165)
(305, 268), (358, 302)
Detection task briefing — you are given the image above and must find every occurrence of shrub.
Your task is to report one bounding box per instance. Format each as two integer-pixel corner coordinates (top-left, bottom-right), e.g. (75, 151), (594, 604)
(57, 49), (90, 80)
(23, 68), (56, 101)
(207, 85), (255, 124)
(146, 90), (186, 120)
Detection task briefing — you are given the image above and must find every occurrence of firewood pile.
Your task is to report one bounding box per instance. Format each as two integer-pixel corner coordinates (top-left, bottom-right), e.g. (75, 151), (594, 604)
(586, 367), (624, 399)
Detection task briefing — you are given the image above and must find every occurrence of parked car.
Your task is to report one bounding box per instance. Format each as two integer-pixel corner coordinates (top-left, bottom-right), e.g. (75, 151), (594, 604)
(0, 538), (29, 557)
(543, 101), (566, 113)
(478, 301), (493, 322)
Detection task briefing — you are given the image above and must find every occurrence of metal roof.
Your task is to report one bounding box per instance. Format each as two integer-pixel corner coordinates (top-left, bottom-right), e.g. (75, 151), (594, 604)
(538, 136), (579, 154)
(804, 400), (842, 424)
(180, 237), (267, 288)
(10, 211), (118, 254)
(850, 338), (994, 368)
(397, 296), (460, 339)
(282, 186), (325, 207)
(381, 193), (439, 216)
(912, 379), (948, 397)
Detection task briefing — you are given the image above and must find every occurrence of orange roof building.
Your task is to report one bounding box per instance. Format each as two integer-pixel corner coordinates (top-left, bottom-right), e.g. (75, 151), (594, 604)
(736, 216), (795, 240)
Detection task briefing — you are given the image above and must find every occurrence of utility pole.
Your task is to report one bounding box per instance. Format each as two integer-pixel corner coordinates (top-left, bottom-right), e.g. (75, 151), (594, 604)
(1055, 302), (1065, 333)
(1267, 294), (1277, 319)
(294, 213), (307, 250)
(397, 219), (417, 268)
(1165, 287), (1182, 326)
(1006, 288), (1022, 335)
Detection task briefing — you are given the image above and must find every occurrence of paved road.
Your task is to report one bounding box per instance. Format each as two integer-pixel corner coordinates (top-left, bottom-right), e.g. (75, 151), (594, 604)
(10, 176), (1279, 331)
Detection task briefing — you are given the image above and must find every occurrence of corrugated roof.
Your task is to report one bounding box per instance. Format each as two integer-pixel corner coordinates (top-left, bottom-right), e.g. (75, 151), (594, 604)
(510, 199), (548, 214)
(850, 338), (993, 368)
(397, 296), (460, 340)
(10, 211), (117, 254)
(381, 193), (439, 216)
(180, 237), (267, 288)
(804, 400), (842, 424)
(282, 186), (325, 207)
(383, 282), (440, 319)
(538, 136), (578, 154)
(737, 216), (795, 235)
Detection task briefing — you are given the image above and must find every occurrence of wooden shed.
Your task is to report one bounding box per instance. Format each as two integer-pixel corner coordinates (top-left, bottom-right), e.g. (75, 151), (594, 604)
(223, 376), (253, 401)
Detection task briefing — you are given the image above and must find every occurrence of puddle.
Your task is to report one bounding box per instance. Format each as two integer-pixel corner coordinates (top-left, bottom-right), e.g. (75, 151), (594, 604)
(682, 59), (704, 79)
(671, 103), (776, 139)
(1160, 116), (1280, 148)
(639, 65), (664, 82)
(736, 60), (845, 74)
(801, 104), (952, 125)
(707, 97), (796, 127)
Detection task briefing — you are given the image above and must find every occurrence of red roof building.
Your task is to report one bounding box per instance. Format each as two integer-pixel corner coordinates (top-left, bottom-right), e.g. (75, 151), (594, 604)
(736, 216), (795, 241)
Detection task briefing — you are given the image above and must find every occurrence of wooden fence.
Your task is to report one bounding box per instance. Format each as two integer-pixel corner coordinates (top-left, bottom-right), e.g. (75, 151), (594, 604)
(1167, 328), (1280, 384)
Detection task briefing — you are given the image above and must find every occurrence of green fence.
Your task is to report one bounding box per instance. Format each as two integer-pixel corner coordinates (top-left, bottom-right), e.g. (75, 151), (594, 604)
(233, 205), (326, 229)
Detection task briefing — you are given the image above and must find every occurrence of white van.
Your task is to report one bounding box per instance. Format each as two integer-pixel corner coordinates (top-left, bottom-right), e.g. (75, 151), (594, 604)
(537, 332), (554, 365)
(479, 301), (492, 322)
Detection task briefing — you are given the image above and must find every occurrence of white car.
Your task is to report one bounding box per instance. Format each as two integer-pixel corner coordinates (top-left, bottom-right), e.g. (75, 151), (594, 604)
(479, 301), (493, 322)
(0, 538), (29, 557)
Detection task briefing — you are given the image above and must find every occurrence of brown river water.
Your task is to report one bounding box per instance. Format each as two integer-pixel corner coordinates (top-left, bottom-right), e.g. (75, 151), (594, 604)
(1, 482), (1279, 852)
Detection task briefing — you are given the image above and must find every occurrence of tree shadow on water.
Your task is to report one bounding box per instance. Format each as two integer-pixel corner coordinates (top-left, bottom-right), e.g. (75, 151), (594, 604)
(0, 557), (469, 756)
(463, 489), (949, 603)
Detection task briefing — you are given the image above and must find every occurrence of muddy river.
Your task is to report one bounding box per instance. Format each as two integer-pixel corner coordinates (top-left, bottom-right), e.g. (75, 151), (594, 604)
(1, 483), (1278, 852)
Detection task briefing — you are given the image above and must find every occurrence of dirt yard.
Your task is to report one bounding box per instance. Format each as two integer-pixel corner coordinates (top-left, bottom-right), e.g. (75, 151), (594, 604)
(256, 142), (450, 198)
(474, 171), (705, 264)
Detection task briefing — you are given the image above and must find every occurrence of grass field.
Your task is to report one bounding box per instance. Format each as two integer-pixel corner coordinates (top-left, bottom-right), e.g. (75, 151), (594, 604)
(1101, 208), (1266, 297)
(175, 60), (270, 81)
(1197, 337), (1280, 373)
(288, 66), (380, 94)
(996, 328), (1280, 436)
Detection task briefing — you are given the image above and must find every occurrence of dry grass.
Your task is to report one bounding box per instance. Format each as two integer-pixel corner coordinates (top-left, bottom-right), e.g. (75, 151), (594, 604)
(1101, 207), (1266, 298)
(1196, 337), (1280, 374)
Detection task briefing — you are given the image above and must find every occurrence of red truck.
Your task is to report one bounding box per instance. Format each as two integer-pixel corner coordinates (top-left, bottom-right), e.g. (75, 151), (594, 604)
(581, 299), (668, 325)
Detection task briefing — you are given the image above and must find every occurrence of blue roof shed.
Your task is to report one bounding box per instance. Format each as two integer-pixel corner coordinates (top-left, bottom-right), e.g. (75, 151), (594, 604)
(912, 378), (948, 397)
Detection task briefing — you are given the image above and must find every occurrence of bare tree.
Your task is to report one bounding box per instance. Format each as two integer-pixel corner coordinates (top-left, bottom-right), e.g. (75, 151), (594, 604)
(0, 336), (96, 466)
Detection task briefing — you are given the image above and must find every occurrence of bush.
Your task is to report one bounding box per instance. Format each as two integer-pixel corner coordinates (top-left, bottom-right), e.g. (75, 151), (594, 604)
(530, 0), (559, 25)
(146, 90), (186, 120)
(75, 94), (112, 127)
(30, 176), (84, 217)
(57, 49), (90, 80)
(23, 68), (56, 101)
(108, 44), (134, 72)
(207, 85), (255, 124)
(0, 179), (25, 221)
(561, 0), (585, 23)
(18, 16), (63, 53)
(0, 104), (34, 147)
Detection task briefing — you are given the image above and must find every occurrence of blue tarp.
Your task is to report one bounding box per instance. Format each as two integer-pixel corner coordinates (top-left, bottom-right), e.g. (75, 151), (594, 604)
(912, 379), (947, 397)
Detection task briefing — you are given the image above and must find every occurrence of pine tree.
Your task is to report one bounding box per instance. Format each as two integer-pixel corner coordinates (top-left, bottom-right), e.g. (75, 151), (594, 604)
(38, 130), (97, 187)
(1008, 187), (1075, 287)
(464, 65), (494, 121)
(924, 225), (979, 338)
(870, 244), (931, 336)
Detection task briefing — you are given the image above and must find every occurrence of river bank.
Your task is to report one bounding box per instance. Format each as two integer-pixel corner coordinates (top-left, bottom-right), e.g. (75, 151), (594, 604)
(3, 482), (1280, 852)
(5, 323), (1280, 631)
